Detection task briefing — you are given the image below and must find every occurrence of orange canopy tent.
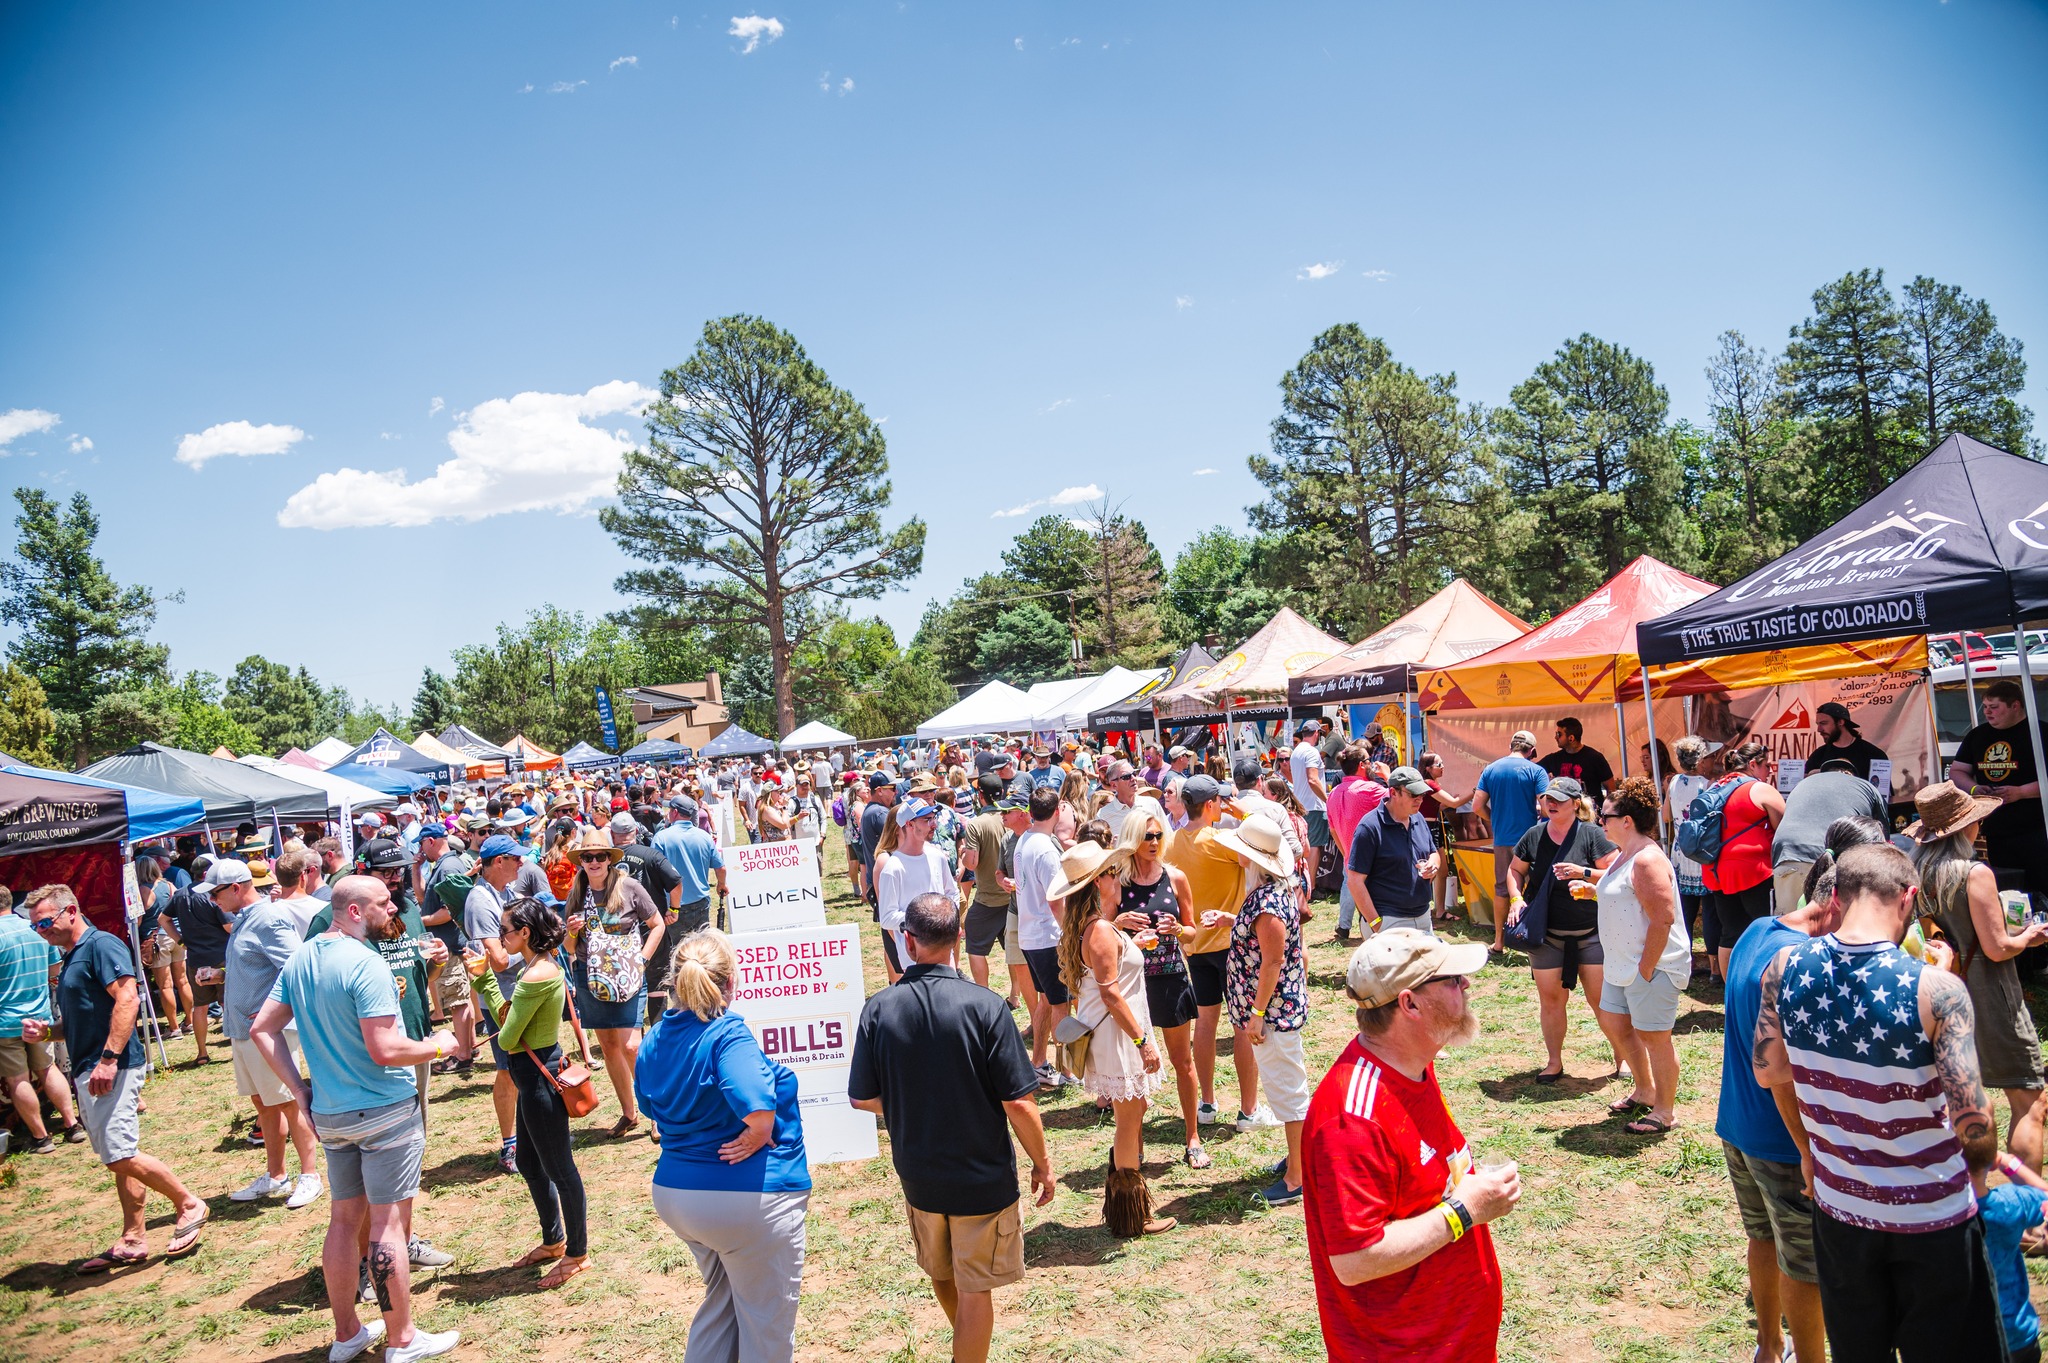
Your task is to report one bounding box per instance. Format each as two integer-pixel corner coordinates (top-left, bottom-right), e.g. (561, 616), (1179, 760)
(1289, 578), (1530, 706)
(1151, 606), (1349, 724)
(412, 731), (495, 781)
(505, 734), (561, 771)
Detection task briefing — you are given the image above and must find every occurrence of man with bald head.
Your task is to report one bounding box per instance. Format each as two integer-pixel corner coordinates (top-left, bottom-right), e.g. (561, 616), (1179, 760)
(250, 876), (459, 1363)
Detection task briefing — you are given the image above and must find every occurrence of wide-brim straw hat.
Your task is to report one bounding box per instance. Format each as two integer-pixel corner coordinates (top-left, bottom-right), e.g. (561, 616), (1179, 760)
(1905, 780), (2003, 844)
(567, 826), (625, 864)
(1213, 813), (1296, 881)
(1047, 841), (1131, 901)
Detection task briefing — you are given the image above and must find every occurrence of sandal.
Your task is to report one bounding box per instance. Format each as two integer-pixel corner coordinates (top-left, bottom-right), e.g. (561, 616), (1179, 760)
(1625, 1115), (1675, 1135)
(609, 1115), (642, 1138)
(1183, 1143), (1212, 1170)
(77, 1243), (149, 1274)
(537, 1254), (590, 1289)
(1608, 1096), (1649, 1115)
(165, 1205), (209, 1257)
(514, 1242), (567, 1268)
(1535, 1069), (1564, 1085)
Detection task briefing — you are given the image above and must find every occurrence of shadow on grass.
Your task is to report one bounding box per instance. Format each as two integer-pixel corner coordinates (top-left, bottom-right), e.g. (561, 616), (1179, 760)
(1672, 1007), (1725, 1035)
(1478, 1071), (1616, 1104)
(1551, 1114), (1681, 1158)
(1, 1259), (152, 1296)
(241, 1267), (327, 1316)
(422, 1152), (512, 1189)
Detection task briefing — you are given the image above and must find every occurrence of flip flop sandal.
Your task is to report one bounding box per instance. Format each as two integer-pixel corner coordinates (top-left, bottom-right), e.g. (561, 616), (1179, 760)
(1184, 1144), (1212, 1170)
(1625, 1115), (1675, 1135)
(1534, 1070), (1564, 1085)
(609, 1115), (642, 1138)
(1608, 1096), (1649, 1115)
(77, 1244), (149, 1274)
(165, 1207), (209, 1257)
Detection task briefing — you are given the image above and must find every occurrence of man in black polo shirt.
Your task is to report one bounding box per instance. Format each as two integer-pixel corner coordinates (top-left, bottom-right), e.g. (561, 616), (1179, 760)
(849, 892), (1055, 1363)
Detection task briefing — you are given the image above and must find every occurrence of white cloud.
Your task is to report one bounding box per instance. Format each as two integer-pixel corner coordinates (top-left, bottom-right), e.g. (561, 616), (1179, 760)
(1297, 260), (1343, 280)
(1014, 36), (1024, 50)
(990, 483), (1102, 519)
(1175, 295), (1194, 309)
(1040, 397), (1073, 414)
(1361, 268), (1393, 282)
(175, 420), (307, 469)
(1192, 467), (1218, 476)
(429, 396), (445, 416)
(0, 409), (59, 448)
(68, 435), (93, 453)
(548, 79), (586, 94)
(610, 55), (638, 71)
(839, 76), (854, 93)
(277, 380), (658, 530)
(818, 71), (854, 94)
(380, 432), (400, 441)
(517, 83), (534, 93)
(730, 15), (784, 52)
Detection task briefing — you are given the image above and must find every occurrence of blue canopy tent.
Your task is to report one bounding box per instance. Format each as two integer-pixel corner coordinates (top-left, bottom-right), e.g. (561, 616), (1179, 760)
(322, 761), (434, 796)
(561, 741), (616, 771)
(699, 725), (774, 758)
(622, 737), (689, 762)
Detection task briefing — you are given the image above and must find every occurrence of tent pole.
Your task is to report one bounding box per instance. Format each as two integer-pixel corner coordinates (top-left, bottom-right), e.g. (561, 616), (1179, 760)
(1962, 640), (1981, 727)
(1613, 700), (1629, 777)
(122, 851), (171, 1072)
(2012, 619), (2048, 854)
(1640, 667), (1669, 843)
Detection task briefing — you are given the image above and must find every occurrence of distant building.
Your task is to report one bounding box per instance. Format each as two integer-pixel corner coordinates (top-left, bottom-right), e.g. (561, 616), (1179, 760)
(624, 673), (732, 752)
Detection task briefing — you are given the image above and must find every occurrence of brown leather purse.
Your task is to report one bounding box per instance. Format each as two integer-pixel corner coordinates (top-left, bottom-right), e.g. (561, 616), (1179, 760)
(525, 983), (600, 1118)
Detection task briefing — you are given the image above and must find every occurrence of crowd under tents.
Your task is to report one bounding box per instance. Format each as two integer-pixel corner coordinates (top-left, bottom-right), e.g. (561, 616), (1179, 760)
(698, 726), (774, 759)
(780, 719), (857, 752)
(561, 740), (616, 771)
(237, 753), (396, 812)
(0, 764), (205, 944)
(81, 742), (333, 827)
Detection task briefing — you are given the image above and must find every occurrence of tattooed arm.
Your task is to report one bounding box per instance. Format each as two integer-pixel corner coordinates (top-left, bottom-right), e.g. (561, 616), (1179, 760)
(1751, 947), (1815, 1192)
(1919, 966), (1999, 1171)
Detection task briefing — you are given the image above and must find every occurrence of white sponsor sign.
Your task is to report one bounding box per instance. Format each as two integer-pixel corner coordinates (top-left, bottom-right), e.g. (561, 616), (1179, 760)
(1776, 759), (1805, 793)
(726, 836), (826, 933)
(730, 922), (878, 1164)
(1868, 759), (1893, 802)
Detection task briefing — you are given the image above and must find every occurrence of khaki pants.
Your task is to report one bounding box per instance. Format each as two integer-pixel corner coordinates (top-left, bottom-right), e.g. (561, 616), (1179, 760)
(1773, 863), (1812, 918)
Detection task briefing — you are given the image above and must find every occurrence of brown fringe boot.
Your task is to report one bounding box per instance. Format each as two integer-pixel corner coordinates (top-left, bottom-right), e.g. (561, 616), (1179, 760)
(1103, 1163), (1176, 1237)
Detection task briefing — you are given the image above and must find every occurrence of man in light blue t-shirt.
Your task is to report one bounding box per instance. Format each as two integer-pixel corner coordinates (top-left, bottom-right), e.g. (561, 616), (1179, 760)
(250, 876), (458, 1363)
(654, 796), (727, 935)
(1472, 730), (1550, 948)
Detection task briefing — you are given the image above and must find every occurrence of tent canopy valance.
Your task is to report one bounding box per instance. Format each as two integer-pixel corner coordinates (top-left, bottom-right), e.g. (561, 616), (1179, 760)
(323, 762), (433, 796)
(1033, 667), (1164, 731)
(623, 737), (692, 761)
(698, 727), (772, 758)
(1289, 579), (1530, 706)
(1641, 435), (2048, 664)
(781, 720), (857, 750)
(334, 729), (463, 785)
(0, 764), (206, 852)
(80, 743), (333, 825)
(560, 741), (616, 771)
(1151, 607), (1348, 722)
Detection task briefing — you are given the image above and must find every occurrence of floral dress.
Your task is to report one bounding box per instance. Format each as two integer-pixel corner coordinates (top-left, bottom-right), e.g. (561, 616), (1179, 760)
(1224, 878), (1307, 1032)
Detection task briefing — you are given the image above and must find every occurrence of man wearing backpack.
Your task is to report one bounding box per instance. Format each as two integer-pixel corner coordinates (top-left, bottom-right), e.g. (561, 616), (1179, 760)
(1681, 741), (1784, 978)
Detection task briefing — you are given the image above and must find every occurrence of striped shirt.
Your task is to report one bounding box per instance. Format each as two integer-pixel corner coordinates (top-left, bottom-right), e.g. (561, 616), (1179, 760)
(0, 912), (58, 1038)
(1778, 934), (1973, 1233)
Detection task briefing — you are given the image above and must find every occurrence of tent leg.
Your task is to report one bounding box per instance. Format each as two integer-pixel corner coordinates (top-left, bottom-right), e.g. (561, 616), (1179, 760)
(2013, 621), (2048, 855)
(1640, 667), (1668, 844)
(1614, 701), (1629, 777)
(1963, 645), (1980, 726)
(123, 867), (171, 1073)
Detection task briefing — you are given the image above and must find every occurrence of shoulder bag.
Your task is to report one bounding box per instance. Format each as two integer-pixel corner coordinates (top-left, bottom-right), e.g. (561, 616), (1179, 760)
(584, 891), (647, 1002)
(525, 982), (600, 1118)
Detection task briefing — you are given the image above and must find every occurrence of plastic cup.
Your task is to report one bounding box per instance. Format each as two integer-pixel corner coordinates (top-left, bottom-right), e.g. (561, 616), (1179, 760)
(1478, 1153), (1517, 1176)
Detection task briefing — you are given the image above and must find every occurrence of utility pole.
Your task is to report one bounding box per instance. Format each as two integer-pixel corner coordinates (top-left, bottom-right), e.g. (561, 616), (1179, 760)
(1066, 590), (1082, 674)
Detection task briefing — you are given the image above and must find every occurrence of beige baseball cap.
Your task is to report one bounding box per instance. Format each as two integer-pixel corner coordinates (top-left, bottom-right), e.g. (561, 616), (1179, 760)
(1345, 929), (1490, 1009)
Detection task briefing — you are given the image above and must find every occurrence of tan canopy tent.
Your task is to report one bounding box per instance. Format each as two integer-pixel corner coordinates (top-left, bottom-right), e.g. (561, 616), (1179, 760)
(1151, 606), (1349, 724)
(1289, 578), (1529, 706)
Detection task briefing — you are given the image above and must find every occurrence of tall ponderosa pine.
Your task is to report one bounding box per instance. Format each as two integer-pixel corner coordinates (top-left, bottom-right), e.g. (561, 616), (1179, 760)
(604, 315), (926, 736)
(1689, 330), (1796, 582)
(0, 489), (173, 764)
(1250, 325), (1477, 639)
(1778, 269), (1917, 529)
(1490, 334), (1688, 616)
(1898, 275), (2032, 457)
(409, 668), (461, 735)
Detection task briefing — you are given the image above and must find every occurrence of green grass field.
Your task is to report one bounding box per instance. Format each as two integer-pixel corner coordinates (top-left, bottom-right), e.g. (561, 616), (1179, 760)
(2, 842), (2043, 1362)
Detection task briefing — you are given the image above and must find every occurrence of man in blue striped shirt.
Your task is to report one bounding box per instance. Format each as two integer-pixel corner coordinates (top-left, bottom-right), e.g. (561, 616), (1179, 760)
(0, 886), (83, 1152)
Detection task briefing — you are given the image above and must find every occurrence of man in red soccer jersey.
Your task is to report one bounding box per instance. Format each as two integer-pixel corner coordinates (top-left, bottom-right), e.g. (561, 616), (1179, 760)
(1302, 929), (1521, 1361)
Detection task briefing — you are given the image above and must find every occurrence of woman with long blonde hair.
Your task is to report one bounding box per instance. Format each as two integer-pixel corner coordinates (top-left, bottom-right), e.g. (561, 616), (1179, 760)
(638, 929), (812, 1360)
(1053, 842), (1172, 1237)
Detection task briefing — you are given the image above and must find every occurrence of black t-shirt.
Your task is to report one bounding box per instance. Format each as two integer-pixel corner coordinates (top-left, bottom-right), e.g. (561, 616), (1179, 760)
(1954, 720), (2048, 842)
(847, 963), (1039, 1215)
(618, 843), (682, 907)
(1541, 746), (1615, 795)
(973, 750), (1004, 776)
(166, 885), (233, 969)
(1513, 819), (1617, 934)
(1815, 735), (1888, 782)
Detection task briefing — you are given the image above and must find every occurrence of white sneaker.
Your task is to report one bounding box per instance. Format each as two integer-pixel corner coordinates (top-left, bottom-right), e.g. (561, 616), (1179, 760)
(384, 1327), (460, 1363)
(287, 1173), (324, 1209)
(230, 1173), (289, 1202)
(1235, 1105), (1282, 1132)
(328, 1320), (385, 1363)
(1196, 1102), (1221, 1125)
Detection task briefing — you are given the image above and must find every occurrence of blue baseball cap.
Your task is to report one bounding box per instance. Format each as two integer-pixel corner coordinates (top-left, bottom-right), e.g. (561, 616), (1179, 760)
(898, 797), (939, 823)
(477, 834), (523, 861)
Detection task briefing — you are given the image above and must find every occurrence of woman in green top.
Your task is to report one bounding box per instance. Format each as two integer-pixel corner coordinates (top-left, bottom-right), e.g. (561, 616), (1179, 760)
(467, 896), (590, 1289)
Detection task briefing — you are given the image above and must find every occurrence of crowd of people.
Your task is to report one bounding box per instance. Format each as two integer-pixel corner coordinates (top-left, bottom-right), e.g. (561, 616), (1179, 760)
(3, 679), (2046, 1362)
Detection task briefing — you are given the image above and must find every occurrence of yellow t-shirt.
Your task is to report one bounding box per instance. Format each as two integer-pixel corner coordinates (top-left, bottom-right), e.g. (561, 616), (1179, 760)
(1167, 825), (1248, 956)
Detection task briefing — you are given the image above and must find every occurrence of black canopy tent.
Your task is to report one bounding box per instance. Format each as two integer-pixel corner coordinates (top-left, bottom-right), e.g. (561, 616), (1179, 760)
(334, 728), (464, 786)
(1087, 644), (1217, 732)
(80, 742), (333, 826)
(438, 723), (526, 775)
(1637, 433), (2048, 848)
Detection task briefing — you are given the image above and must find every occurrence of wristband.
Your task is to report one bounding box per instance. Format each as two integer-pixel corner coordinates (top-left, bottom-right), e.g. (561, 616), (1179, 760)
(433, 1041), (445, 1060)
(1438, 1200), (1466, 1241)
(1131, 1033), (1150, 1049)
(1445, 1195), (1472, 1236)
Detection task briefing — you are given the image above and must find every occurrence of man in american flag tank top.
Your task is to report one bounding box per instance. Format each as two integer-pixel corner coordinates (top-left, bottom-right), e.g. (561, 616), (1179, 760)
(1753, 843), (2005, 1362)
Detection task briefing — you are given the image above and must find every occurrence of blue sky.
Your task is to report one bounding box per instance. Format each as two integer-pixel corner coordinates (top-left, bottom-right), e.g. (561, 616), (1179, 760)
(3, 1), (2044, 710)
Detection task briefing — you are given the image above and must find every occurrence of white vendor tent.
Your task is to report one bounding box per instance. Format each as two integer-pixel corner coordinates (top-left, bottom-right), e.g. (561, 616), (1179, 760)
(915, 680), (1038, 739)
(1030, 666), (1165, 731)
(237, 754), (397, 811)
(1022, 676), (1096, 728)
(305, 736), (355, 768)
(780, 719), (858, 751)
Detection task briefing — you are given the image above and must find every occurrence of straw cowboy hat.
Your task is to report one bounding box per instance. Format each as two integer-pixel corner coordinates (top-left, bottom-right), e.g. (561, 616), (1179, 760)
(567, 825), (624, 864)
(1905, 781), (2004, 844)
(1212, 813), (1296, 881)
(1047, 841), (1131, 901)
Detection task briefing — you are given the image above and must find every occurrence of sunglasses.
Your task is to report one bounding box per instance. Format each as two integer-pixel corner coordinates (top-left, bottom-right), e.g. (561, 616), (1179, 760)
(29, 914), (63, 933)
(1141, 831), (1164, 843)
(1599, 809), (1624, 820)
(579, 852), (614, 864)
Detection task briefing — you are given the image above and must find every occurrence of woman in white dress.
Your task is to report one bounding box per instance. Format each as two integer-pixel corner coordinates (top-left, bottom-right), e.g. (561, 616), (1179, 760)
(1054, 841), (1172, 1238)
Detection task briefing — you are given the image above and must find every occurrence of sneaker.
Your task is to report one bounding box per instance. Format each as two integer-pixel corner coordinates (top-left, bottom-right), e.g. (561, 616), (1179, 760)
(60, 1122), (88, 1144)
(1057, 1071), (1078, 1088)
(408, 1236), (454, 1268)
(1266, 1154), (1290, 1178)
(24, 1132), (54, 1154)
(230, 1173), (289, 1202)
(497, 1137), (518, 1174)
(1196, 1102), (1221, 1125)
(244, 1130), (268, 1148)
(287, 1173), (324, 1209)
(1034, 1062), (1062, 1091)
(207, 1002), (222, 1020)
(384, 1326), (460, 1363)
(1235, 1105), (1282, 1132)
(328, 1320), (385, 1363)
(1334, 928), (1352, 944)
(1258, 1176), (1303, 1206)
